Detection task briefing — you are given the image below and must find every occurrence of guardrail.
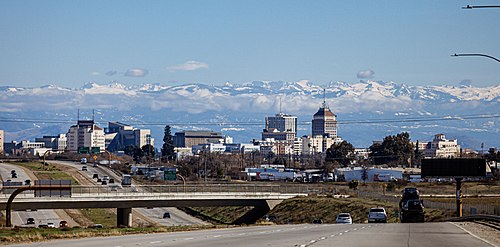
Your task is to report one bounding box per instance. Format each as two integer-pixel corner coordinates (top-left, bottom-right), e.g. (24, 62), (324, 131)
(447, 214), (500, 222)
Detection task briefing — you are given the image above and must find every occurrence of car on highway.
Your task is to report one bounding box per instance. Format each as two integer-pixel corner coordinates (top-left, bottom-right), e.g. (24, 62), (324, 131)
(103, 176), (109, 181)
(38, 224), (48, 228)
(101, 180), (107, 185)
(82, 166), (88, 171)
(12, 173), (17, 178)
(108, 178), (115, 184)
(81, 158), (87, 164)
(368, 207), (387, 223)
(47, 222), (55, 228)
(26, 217), (35, 225)
(59, 220), (69, 228)
(336, 213), (352, 224)
(93, 174), (99, 179)
(163, 212), (171, 218)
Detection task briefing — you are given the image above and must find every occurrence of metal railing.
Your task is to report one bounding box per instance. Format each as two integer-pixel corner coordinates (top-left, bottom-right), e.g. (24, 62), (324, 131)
(0, 184), (312, 199)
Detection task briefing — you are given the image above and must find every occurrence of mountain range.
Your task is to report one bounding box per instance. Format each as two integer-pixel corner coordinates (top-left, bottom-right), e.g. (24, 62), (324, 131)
(0, 80), (499, 149)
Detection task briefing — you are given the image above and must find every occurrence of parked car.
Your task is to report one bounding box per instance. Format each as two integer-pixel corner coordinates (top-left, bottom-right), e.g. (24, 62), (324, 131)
(82, 166), (88, 171)
(38, 224), (49, 228)
(368, 207), (387, 223)
(312, 219), (323, 224)
(47, 222), (55, 228)
(59, 220), (69, 228)
(93, 174), (99, 179)
(26, 217), (35, 225)
(91, 224), (103, 229)
(163, 212), (171, 218)
(108, 178), (115, 184)
(336, 213), (352, 224)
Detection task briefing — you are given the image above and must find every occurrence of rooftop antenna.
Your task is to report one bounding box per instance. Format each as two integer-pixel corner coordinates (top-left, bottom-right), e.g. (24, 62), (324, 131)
(279, 96), (282, 114)
(322, 88), (327, 108)
(77, 109), (80, 127)
(92, 109), (95, 122)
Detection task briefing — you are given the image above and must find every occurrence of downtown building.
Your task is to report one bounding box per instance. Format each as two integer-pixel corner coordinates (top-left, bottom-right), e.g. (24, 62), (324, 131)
(302, 99), (342, 154)
(261, 112), (298, 142)
(105, 122), (154, 151)
(66, 120), (105, 153)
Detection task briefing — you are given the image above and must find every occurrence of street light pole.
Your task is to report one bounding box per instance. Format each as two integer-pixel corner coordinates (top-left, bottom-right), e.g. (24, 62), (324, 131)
(451, 53), (500, 63)
(462, 5), (500, 9)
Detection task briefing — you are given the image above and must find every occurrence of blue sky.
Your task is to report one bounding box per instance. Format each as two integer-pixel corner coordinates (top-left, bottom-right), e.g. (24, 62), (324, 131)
(1, 0), (499, 88)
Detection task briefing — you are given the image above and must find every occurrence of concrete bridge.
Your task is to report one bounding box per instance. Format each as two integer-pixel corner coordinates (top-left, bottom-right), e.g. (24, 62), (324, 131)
(0, 184), (308, 227)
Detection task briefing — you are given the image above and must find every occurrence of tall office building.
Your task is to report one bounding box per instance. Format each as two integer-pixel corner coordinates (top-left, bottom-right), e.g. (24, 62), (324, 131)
(262, 112), (297, 141)
(106, 122), (154, 151)
(66, 120), (105, 153)
(312, 99), (337, 138)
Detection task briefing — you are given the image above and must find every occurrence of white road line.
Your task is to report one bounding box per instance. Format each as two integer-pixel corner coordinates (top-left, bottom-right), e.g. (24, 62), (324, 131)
(450, 222), (497, 247)
(184, 237), (194, 240)
(149, 241), (162, 244)
(213, 235), (221, 238)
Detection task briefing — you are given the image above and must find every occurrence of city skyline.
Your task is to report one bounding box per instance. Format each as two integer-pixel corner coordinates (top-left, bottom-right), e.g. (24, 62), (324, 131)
(1, 1), (499, 88)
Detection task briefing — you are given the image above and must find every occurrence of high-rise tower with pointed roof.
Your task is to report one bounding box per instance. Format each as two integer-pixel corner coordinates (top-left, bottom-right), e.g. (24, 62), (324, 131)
(312, 90), (337, 138)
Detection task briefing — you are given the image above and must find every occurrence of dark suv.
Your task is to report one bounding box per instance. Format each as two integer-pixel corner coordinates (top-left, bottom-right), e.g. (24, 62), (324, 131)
(26, 218), (35, 225)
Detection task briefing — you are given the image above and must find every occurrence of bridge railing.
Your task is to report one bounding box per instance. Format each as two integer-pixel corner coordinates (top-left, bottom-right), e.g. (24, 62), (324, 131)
(0, 184), (312, 198)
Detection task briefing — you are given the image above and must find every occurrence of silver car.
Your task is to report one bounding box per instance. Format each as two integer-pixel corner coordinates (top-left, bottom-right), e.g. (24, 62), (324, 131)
(336, 213), (352, 224)
(368, 207), (387, 223)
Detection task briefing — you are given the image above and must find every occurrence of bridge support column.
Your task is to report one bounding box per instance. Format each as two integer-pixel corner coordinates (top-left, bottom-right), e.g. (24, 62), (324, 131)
(233, 200), (283, 225)
(117, 208), (133, 227)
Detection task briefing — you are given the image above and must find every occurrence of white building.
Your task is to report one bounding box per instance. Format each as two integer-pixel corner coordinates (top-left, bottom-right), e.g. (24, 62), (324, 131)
(0, 130), (4, 155)
(66, 120), (105, 153)
(35, 134), (67, 151)
(423, 134), (460, 158)
(301, 135), (342, 154)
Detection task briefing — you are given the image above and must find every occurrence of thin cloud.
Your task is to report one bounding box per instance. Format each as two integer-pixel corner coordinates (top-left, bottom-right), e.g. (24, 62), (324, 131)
(167, 60), (209, 72)
(90, 72), (101, 76)
(106, 70), (118, 76)
(124, 68), (148, 77)
(357, 69), (375, 79)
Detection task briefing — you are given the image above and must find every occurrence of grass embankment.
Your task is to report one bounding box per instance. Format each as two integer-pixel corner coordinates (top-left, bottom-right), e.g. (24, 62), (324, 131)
(0, 225), (218, 245)
(14, 162), (79, 185)
(184, 206), (253, 224)
(186, 195), (451, 224)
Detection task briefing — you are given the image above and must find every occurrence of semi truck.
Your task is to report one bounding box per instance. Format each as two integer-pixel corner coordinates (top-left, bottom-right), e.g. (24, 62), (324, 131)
(121, 174), (132, 186)
(399, 187), (425, 223)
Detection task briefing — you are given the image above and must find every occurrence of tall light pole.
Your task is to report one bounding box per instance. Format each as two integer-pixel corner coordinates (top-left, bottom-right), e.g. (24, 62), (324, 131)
(451, 53), (500, 63)
(462, 5), (500, 9)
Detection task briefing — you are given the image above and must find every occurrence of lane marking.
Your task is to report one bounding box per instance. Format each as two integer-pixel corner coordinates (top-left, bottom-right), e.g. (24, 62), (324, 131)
(149, 241), (161, 244)
(184, 237), (194, 240)
(450, 222), (497, 247)
(213, 235), (221, 238)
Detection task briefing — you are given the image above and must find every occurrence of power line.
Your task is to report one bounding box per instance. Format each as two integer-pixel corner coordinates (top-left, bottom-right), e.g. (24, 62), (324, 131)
(0, 113), (498, 127)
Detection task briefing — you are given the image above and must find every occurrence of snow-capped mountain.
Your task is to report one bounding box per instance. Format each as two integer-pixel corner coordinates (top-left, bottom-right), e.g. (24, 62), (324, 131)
(0, 80), (498, 148)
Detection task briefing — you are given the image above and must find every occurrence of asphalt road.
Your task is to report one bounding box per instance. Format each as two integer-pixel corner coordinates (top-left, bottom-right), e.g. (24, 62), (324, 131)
(10, 222), (494, 247)
(52, 160), (208, 226)
(0, 162), (68, 227)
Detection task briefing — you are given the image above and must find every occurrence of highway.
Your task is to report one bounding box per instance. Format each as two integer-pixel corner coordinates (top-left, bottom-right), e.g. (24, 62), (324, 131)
(52, 160), (208, 226)
(0, 162), (70, 227)
(9, 222), (494, 247)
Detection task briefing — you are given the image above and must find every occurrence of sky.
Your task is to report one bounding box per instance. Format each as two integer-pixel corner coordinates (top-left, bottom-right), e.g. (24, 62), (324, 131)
(1, 0), (499, 88)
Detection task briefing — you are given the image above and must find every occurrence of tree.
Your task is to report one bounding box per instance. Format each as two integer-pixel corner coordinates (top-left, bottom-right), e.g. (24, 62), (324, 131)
(142, 144), (155, 163)
(161, 125), (175, 161)
(369, 132), (414, 167)
(325, 141), (355, 167)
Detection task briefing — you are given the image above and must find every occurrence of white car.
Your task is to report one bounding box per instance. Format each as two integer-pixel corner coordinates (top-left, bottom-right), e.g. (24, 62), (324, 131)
(368, 207), (387, 223)
(336, 213), (352, 224)
(47, 222), (56, 228)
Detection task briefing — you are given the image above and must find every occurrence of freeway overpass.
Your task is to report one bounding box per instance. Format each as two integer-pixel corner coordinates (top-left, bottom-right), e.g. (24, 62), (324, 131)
(0, 184), (307, 227)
